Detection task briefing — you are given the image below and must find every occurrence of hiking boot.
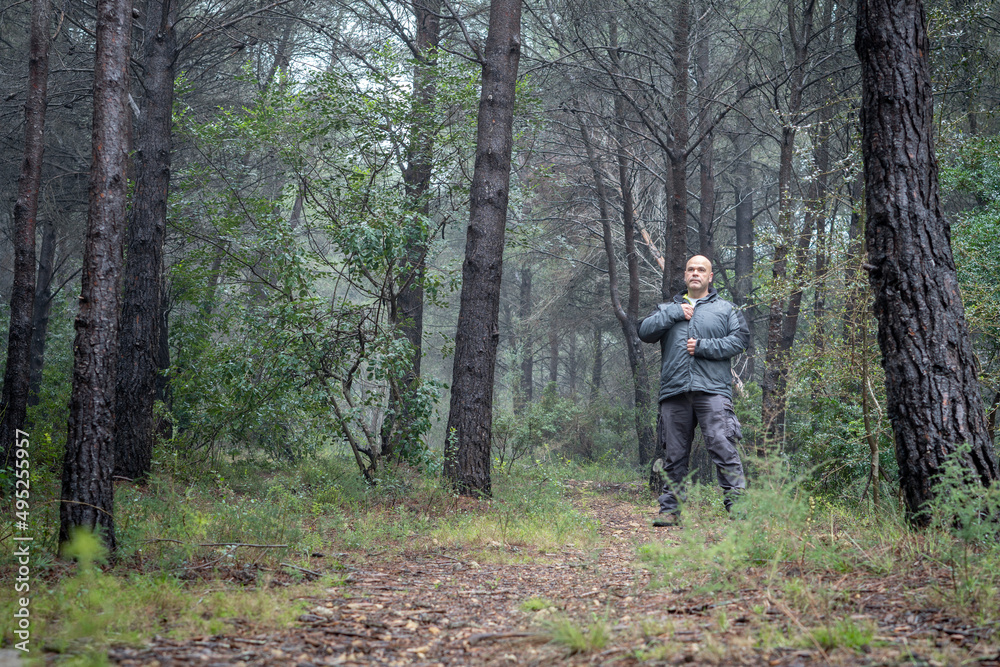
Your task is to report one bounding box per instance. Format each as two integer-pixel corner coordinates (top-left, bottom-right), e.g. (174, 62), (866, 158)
(652, 513), (681, 528)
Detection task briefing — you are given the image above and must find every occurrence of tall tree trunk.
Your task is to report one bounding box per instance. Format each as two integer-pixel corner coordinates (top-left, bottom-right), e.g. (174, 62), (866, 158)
(443, 0), (522, 497)
(114, 0), (175, 482)
(696, 34), (715, 262)
(567, 329), (577, 396)
(0, 0), (50, 467)
(731, 134), (755, 385)
(843, 173), (865, 353)
(548, 317), (558, 386)
(774, 208), (814, 451)
(811, 0), (839, 355)
(761, 0), (814, 450)
(590, 325), (603, 404)
(382, 0), (440, 460)
(616, 118), (655, 465)
(518, 264), (533, 407)
(27, 221), (56, 408)
(663, 0), (690, 297)
(60, 0), (134, 552)
(856, 0), (998, 524)
(579, 113), (655, 467)
(609, 23), (656, 465)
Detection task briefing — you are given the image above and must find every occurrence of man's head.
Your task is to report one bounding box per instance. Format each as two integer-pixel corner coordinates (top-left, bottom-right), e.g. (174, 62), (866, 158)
(684, 255), (714, 298)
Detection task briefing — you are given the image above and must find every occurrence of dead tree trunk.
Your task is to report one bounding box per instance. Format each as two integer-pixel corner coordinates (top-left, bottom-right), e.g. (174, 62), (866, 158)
(60, 0), (134, 552)
(0, 0), (50, 467)
(443, 0), (522, 497)
(856, 0), (999, 524)
(114, 0), (176, 482)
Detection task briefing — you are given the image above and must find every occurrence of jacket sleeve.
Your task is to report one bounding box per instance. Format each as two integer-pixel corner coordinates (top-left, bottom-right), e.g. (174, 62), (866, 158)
(693, 307), (750, 360)
(638, 302), (685, 343)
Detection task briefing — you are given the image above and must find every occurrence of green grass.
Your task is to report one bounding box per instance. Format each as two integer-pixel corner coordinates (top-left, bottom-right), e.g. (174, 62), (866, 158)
(545, 615), (611, 654)
(635, 457), (1000, 653)
(1, 532), (311, 660)
(807, 618), (875, 652)
(0, 448), (603, 660)
(637, 468), (908, 593)
(520, 596), (555, 612)
(8, 444), (1000, 664)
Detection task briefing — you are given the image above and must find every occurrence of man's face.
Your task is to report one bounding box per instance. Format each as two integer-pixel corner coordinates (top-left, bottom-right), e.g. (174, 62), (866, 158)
(684, 257), (713, 292)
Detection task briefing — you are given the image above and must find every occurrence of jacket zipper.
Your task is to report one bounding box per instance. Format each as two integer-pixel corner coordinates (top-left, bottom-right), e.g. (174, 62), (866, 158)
(687, 305), (695, 392)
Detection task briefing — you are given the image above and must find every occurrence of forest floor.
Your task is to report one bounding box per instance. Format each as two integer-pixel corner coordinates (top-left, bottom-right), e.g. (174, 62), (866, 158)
(100, 479), (1000, 667)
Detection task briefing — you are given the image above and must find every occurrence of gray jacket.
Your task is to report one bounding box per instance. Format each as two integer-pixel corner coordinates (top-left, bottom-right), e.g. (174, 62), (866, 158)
(638, 288), (750, 401)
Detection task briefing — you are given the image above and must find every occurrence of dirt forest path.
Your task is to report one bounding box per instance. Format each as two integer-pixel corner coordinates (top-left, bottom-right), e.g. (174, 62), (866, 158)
(108, 481), (1000, 667)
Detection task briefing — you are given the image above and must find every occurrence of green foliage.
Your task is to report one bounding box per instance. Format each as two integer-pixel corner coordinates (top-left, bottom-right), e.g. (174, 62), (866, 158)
(807, 618), (875, 652)
(545, 615), (611, 654)
(493, 383), (584, 470)
(520, 596), (555, 612)
(924, 443), (1000, 615)
(60, 528), (109, 568)
(165, 50), (476, 470)
(431, 461), (600, 555)
(493, 384), (639, 471)
(638, 467), (902, 593)
(927, 442), (1000, 545)
(941, 135), (1000, 374)
(1, 551), (308, 657)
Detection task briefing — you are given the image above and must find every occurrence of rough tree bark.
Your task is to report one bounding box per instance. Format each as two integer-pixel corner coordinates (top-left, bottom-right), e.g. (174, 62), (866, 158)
(696, 33), (716, 262)
(0, 0), (50, 467)
(114, 0), (176, 482)
(60, 0), (134, 551)
(443, 0), (522, 497)
(662, 0), (690, 298)
(856, 0), (998, 524)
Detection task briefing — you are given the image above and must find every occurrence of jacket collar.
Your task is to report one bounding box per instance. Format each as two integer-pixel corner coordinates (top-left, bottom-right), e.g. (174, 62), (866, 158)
(673, 286), (719, 303)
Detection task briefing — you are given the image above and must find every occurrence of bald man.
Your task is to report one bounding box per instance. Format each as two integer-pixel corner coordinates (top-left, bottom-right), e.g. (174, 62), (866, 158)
(638, 255), (750, 526)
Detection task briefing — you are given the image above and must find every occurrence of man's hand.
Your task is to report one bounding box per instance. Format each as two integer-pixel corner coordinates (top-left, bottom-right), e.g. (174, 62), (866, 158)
(687, 338), (697, 355)
(681, 303), (694, 320)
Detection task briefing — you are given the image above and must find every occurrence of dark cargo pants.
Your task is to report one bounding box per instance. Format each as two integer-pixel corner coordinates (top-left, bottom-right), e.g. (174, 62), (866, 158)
(656, 391), (746, 515)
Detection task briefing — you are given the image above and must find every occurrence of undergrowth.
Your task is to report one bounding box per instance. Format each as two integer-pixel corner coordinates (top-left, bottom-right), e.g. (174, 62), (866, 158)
(637, 452), (1000, 650)
(5, 444), (1000, 662)
(0, 447), (599, 660)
